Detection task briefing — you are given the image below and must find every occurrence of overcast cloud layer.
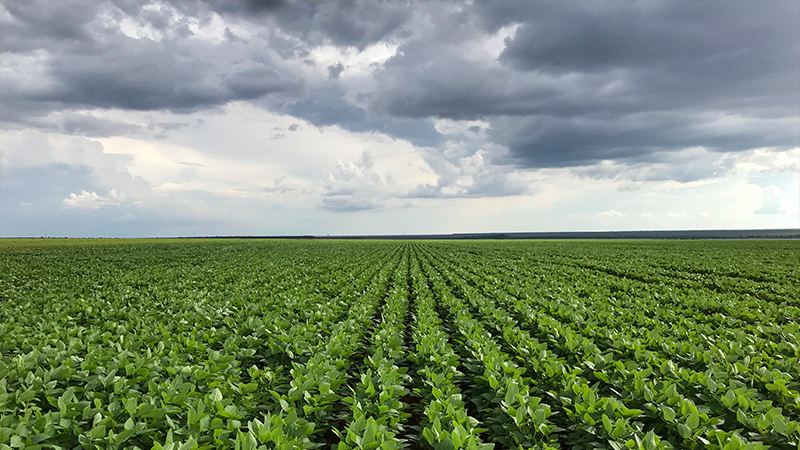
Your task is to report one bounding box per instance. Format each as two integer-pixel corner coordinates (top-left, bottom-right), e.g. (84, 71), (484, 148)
(2, 0), (798, 237)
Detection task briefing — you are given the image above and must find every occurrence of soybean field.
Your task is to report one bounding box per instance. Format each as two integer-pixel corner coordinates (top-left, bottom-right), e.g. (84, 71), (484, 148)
(1, 240), (799, 450)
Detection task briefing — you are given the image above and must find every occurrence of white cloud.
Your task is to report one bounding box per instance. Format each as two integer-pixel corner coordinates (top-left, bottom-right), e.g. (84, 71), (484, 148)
(409, 142), (527, 198)
(754, 185), (784, 214)
(320, 150), (392, 211)
(263, 176), (299, 194)
(308, 42), (398, 81)
(600, 210), (626, 217)
(639, 212), (654, 217)
(666, 211), (685, 217)
(432, 119), (490, 136)
(61, 190), (124, 210)
(732, 148), (800, 176)
(698, 211), (710, 217)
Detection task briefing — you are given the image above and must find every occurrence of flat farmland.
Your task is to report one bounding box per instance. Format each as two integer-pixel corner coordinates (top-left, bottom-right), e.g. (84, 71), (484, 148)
(1, 240), (798, 450)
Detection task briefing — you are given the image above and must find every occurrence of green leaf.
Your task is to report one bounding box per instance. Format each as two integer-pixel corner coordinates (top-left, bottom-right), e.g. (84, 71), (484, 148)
(722, 434), (741, 450)
(218, 409), (243, 420)
(533, 407), (547, 425)
(686, 411), (700, 430)
(642, 430), (657, 450)
(440, 437), (456, 450)
(422, 427), (436, 445)
(0, 428), (13, 443)
(612, 419), (626, 440)
(117, 428), (135, 444)
(735, 409), (749, 427)
(211, 388), (223, 402)
(773, 416), (787, 434)
(9, 436), (24, 448)
(594, 371), (610, 383)
(179, 438), (198, 450)
(609, 440), (626, 450)
(364, 417), (377, 444)
(452, 427), (463, 448)
(602, 414), (613, 435)
(18, 388), (36, 403)
(89, 424), (106, 440)
(30, 434), (50, 443)
(661, 406), (676, 423)
(677, 423), (692, 439)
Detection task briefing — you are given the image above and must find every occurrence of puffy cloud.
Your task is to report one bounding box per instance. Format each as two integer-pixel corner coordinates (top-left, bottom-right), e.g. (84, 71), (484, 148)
(61, 189), (124, 210)
(320, 150), (388, 212)
(407, 147), (528, 199)
(754, 186), (784, 215)
(599, 210), (626, 217)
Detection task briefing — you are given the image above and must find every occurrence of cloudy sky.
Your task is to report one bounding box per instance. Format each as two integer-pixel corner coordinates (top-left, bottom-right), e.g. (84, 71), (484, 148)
(1, 0), (798, 237)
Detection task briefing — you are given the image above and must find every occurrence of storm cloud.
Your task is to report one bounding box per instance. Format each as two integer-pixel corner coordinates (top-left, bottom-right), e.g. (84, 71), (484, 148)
(3, 0), (797, 170)
(368, 1), (799, 169)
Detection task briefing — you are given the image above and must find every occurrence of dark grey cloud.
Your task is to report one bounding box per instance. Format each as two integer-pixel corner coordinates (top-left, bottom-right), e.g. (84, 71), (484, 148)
(1, 112), (142, 137)
(495, 2), (798, 117)
(1, 1), (304, 129)
(0, 110), (200, 140)
(194, 1), (414, 50)
(284, 87), (445, 148)
(1, 0), (428, 148)
(224, 67), (305, 102)
(223, 28), (244, 43)
(327, 62), (345, 79)
(3, 39), (303, 114)
(0, 1), (102, 53)
(366, 1), (799, 170)
(489, 111), (799, 169)
(2, 0), (797, 181)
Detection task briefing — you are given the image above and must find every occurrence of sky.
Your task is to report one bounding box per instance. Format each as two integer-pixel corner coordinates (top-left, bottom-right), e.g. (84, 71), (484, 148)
(1, 0), (798, 237)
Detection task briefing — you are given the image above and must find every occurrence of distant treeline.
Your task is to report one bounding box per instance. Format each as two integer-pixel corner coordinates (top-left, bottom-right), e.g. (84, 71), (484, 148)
(187, 229), (800, 240)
